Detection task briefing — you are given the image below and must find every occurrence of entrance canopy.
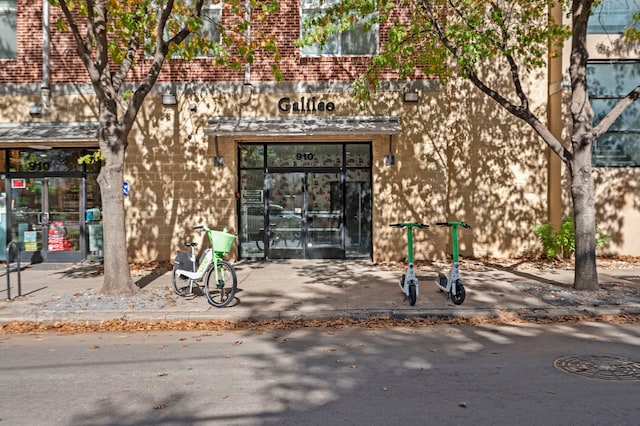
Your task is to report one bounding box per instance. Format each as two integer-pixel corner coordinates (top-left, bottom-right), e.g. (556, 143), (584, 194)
(205, 116), (401, 137)
(0, 122), (99, 147)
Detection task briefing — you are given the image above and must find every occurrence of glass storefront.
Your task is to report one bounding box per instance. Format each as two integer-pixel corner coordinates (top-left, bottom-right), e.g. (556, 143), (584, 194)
(238, 143), (372, 259)
(0, 148), (102, 263)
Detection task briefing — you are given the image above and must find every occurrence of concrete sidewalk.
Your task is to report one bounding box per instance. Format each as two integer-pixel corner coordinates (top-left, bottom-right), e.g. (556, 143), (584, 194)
(1, 260), (639, 325)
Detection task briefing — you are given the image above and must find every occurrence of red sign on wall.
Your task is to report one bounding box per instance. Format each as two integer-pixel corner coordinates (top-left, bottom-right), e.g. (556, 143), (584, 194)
(11, 178), (26, 189)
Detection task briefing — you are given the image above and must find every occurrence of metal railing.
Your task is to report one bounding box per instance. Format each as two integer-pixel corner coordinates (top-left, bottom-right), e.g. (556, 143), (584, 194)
(5, 241), (22, 300)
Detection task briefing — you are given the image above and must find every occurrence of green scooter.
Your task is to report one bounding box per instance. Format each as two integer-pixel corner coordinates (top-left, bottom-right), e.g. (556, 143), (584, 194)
(390, 222), (428, 305)
(435, 222), (471, 305)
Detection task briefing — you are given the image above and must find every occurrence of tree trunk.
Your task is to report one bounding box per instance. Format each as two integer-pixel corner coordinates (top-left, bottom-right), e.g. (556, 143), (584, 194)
(569, 145), (599, 291)
(97, 107), (137, 295)
(568, 0), (598, 291)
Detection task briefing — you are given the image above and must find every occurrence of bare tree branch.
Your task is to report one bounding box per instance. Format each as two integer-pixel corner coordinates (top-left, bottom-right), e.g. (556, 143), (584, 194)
(593, 85), (640, 138)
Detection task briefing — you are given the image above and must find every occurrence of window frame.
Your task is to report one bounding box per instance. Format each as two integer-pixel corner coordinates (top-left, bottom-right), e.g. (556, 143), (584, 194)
(587, 0), (640, 34)
(588, 60), (640, 167)
(147, 1), (222, 60)
(184, 1), (222, 59)
(0, 0), (17, 60)
(299, 0), (379, 57)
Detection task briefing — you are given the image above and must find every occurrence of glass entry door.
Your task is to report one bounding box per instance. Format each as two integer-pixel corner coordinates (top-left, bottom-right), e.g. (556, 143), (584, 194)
(11, 177), (83, 262)
(266, 173), (304, 259)
(306, 171), (343, 258)
(265, 171), (344, 259)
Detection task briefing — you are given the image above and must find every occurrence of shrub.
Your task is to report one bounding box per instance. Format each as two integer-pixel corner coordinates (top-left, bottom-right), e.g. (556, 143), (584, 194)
(534, 215), (611, 261)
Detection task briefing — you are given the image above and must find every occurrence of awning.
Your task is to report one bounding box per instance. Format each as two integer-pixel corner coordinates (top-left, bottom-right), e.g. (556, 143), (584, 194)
(205, 115), (401, 137)
(0, 122), (99, 146)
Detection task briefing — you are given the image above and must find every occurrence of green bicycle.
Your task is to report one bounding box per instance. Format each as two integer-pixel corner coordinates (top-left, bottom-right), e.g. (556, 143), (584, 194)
(172, 225), (238, 308)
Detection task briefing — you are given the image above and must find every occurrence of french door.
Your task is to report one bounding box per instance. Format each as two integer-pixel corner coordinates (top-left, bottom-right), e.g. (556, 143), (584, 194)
(266, 171), (343, 259)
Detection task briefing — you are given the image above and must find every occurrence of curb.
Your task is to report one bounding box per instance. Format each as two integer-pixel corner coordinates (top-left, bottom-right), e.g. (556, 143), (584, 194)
(1, 306), (638, 327)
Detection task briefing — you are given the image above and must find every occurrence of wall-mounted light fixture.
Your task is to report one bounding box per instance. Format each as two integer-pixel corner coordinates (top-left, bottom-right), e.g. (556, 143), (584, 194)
(162, 91), (177, 106)
(28, 144), (52, 150)
(385, 135), (395, 166)
(214, 136), (224, 167)
(29, 103), (43, 117)
(238, 82), (253, 105)
(403, 88), (419, 103)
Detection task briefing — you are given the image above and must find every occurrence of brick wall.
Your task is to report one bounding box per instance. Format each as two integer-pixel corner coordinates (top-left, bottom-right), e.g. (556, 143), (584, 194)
(2, 0), (417, 85)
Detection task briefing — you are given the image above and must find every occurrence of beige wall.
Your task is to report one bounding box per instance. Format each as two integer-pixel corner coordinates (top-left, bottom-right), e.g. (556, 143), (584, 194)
(119, 74), (550, 263)
(2, 67), (638, 262)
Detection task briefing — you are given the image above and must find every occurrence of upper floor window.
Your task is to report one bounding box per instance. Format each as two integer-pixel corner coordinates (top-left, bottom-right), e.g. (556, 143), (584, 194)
(148, 1), (221, 59)
(588, 61), (640, 167)
(0, 0), (17, 59)
(588, 0), (640, 34)
(186, 1), (221, 57)
(300, 0), (378, 57)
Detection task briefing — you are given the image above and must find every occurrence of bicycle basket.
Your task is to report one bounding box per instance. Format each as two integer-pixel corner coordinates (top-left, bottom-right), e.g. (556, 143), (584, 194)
(211, 230), (236, 253)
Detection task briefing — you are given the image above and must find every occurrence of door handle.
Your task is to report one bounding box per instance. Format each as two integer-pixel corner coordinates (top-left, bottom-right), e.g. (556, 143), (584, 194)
(38, 212), (49, 226)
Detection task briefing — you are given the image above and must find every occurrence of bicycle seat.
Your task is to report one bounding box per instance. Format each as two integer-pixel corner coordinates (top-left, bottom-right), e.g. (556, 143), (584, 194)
(184, 242), (198, 247)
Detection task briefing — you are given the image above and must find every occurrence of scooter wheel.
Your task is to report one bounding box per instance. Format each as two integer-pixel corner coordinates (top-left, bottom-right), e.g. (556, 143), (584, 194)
(409, 284), (417, 306)
(451, 282), (465, 305)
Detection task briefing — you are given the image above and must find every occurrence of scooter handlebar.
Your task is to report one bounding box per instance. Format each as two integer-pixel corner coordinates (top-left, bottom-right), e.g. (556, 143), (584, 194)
(389, 223), (429, 228)
(436, 222), (472, 229)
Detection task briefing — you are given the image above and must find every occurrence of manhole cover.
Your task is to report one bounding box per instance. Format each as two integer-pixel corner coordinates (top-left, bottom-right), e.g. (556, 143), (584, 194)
(554, 356), (640, 381)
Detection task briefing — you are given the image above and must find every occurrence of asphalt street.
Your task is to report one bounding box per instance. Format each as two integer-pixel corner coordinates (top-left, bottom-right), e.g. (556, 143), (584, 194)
(1, 322), (639, 425)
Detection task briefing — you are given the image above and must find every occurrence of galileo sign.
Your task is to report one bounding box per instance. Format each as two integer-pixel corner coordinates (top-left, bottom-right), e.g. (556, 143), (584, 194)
(278, 96), (335, 114)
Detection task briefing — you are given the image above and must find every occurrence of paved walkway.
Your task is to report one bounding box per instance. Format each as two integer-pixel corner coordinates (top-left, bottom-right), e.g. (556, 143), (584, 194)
(1, 260), (639, 325)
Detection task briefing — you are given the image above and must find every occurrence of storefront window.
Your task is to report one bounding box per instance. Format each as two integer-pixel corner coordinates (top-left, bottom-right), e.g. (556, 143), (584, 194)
(239, 144), (265, 168)
(346, 143), (371, 167)
(239, 169), (266, 257)
(267, 144), (343, 168)
(3, 147), (102, 262)
(11, 149), (84, 172)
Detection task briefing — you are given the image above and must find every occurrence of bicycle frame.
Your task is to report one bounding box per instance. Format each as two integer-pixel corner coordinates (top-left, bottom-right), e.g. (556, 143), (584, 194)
(174, 226), (226, 284)
(175, 248), (214, 281)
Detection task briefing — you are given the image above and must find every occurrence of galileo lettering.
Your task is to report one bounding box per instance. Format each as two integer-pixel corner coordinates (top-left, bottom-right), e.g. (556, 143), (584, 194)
(278, 96), (335, 113)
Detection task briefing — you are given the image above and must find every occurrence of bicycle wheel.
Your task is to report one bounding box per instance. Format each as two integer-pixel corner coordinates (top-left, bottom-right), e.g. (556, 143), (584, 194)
(204, 260), (238, 307)
(172, 267), (189, 297)
(451, 281), (466, 305)
(408, 284), (417, 306)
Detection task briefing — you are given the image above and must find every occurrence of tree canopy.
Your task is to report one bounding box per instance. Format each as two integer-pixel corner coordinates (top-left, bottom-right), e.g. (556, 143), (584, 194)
(51, 0), (281, 294)
(300, 0), (640, 290)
